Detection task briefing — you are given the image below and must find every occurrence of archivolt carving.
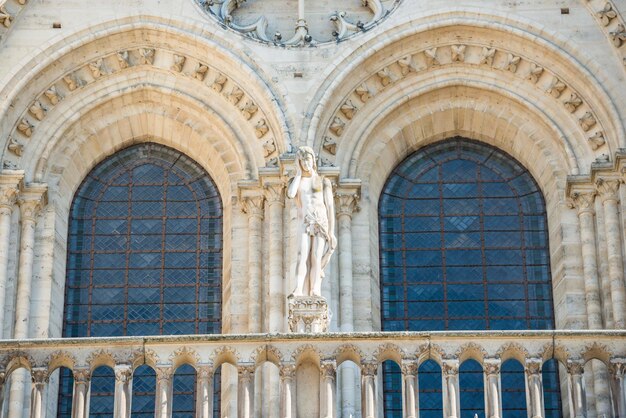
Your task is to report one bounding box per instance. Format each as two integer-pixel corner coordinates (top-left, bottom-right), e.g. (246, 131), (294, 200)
(320, 42), (608, 164)
(47, 351), (76, 371)
(85, 349), (117, 370)
(251, 345), (283, 366)
(496, 342), (529, 363)
(4, 351), (34, 374)
(581, 342), (611, 365)
(0, 0), (29, 39)
(212, 346), (240, 367)
(455, 342), (487, 363)
(585, 0), (626, 70)
(170, 346), (201, 367)
(334, 344), (365, 365)
(373, 343), (406, 364)
(290, 344), (322, 365)
(4, 46), (277, 169)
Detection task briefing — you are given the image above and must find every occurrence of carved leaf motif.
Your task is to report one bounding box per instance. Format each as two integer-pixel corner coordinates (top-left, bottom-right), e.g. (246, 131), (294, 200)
(212, 73), (227, 92)
(598, 3), (618, 26)
(377, 67), (393, 86)
(263, 138), (276, 157)
(579, 112), (597, 131)
(194, 63), (209, 81)
(0, 6), (12, 28)
(329, 117), (345, 136)
(397, 55), (417, 75)
(63, 74), (78, 91)
(424, 48), (439, 66)
(139, 48), (155, 65)
(564, 93), (583, 113)
(8, 137), (23, 156)
(589, 131), (606, 150)
(17, 119), (33, 137)
(171, 54), (186, 72)
(240, 101), (258, 120)
(88, 59), (104, 79)
(355, 84), (371, 103)
(480, 47), (496, 66)
(322, 136), (337, 155)
(610, 24), (626, 47)
(227, 86), (244, 104)
(29, 101), (46, 121)
(255, 119), (269, 138)
(527, 63), (544, 83)
(451, 45), (466, 62)
(44, 86), (61, 105)
(340, 100), (357, 120)
(505, 54), (521, 72)
(117, 51), (129, 69)
(546, 77), (566, 98)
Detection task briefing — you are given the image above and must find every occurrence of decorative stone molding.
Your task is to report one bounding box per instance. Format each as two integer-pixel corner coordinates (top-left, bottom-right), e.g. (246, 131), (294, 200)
(335, 189), (360, 218)
(3, 47), (277, 169)
(0, 0), (30, 40)
(401, 360), (419, 376)
(0, 171), (23, 210)
(30, 367), (49, 384)
(169, 346), (200, 366)
(199, 0), (400, 45)
(525, 358), (543, 375)
(72, 368), (91, 383)
(240, 194), (265, 219)
(596, 177), (621, 202)
(287, 295), (329, 333)
(320, 41), (607, 164)
(566, 359), (585, 375)
(17, 184), (47, 222)
(568, 189), (597, 214)
(114, 364), (133, 382)
(320, 360), (337, 378)
(585, 0), (626, 69)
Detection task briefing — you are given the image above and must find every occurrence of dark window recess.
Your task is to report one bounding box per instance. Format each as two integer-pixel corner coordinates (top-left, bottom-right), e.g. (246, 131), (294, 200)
(379, 138), (561, 418)
(59, 143), (223, 417)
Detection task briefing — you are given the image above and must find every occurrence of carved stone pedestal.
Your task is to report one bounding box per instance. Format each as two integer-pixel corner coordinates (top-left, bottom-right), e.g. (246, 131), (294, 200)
(287, 295), (329, 333)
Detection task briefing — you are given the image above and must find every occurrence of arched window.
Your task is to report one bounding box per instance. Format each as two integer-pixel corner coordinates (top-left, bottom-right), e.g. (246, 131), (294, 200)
(58, 143), (222, 417)
(379, 138), (560, 418)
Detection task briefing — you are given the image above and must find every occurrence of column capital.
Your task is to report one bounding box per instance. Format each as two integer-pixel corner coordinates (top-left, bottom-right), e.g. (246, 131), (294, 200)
(263, 182), (285, 206)
(114, 364), (133, 383)
(525, 358), (543, 376)
(238, 364), (256, 382)
(566, 359), (585, 375)
(197, 366), (214, 379)
(18, 184), (47, 222)
(610, 358), (626, 377)
(442, 359), (460, 376)
(596, 177), (621, 203)
(280, 364), (297, 379)
(0, 171), (23, 211)
(400, 360), (419, 376)
(360, 361), (378, 377)
(320, 360), (337, 378)
(484, 358), (501, 376)
(72, 368), (91, 383)
(31, 367), (49, 385)
(335, 180), (361, 218)
(155, 366), (173, 383)
(240, 193), (265, 219)
(568, 188), (596, 214)
(0, 369), (5, 385)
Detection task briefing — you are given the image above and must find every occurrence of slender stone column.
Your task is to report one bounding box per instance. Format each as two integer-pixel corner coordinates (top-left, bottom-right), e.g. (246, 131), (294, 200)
(570, 190), (603, 328)
(13, 185), (47, 338)
(401, 360), (419, 418)
(525, 359), (545, 418)
(71, 369), (90, 418)
(567, 360), (587, 418)
(609, 360), (626, 418)
(238, 365), (255, 418)
(596, 178), (626, 327)
(241, 194), (264, 333)
(0, 172), (23, 339)
(0, 369), (6, 416)
(196, 367), (214, 418)
(361, 362), (378, 418)
(155, 367), (173, 418)
(442, 360), (461, 418)
(113, 364), (133, 418)
(264, 183), (285, 332)
(280, 365), (296, 418)
(30, 368), (48, 418)
(484, 359), (502, 418)
(320, 361), (337, 418)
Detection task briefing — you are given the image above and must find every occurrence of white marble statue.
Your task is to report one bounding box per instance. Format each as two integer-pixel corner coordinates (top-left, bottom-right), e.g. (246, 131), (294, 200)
(288, 146), (337, 297)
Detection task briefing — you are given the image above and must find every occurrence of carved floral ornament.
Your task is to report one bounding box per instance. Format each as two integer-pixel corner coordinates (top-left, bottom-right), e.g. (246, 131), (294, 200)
(319, 42), (608, 165)
(585, 0), (626, 69)
(3, 47), (278, 169)
(197, 0), (400, 46)
(0, 0), (28, 31)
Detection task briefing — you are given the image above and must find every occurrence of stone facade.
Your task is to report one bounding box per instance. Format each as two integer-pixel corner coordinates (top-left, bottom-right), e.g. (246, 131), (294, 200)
(1, 0), (626, 417)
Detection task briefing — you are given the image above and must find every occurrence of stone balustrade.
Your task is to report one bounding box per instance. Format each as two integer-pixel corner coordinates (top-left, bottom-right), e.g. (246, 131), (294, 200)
(0, 330), (625, 418)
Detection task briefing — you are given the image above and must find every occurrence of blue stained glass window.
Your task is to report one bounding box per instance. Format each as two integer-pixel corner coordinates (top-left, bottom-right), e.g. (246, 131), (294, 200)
(59, 143), (222, 417)
(379, 138), (560, 417)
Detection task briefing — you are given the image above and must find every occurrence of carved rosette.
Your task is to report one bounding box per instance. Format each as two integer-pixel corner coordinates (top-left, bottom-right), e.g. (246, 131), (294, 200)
(287, 295), (329, 333)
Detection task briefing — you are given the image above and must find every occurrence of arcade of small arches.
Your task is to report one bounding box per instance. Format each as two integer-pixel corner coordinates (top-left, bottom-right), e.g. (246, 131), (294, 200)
(0, 7), (625, 418)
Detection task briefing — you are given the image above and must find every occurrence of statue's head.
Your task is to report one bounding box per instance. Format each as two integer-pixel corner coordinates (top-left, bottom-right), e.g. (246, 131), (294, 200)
(296, 146), (317, 173)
